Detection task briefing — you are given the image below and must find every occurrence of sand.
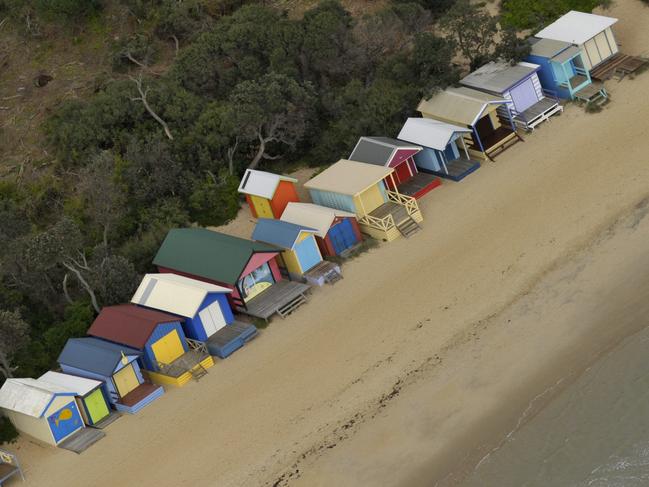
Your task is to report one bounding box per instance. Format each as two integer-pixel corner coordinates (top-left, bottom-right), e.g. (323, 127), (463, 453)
(8, 1), (649, 486)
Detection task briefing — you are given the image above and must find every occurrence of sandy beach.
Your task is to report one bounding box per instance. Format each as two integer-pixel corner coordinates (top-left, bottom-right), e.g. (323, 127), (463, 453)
(7, 1), (649, 486)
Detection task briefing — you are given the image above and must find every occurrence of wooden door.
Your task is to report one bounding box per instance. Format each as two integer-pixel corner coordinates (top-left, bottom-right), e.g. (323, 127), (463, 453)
(85, 388), (110, 424)
(113, 364), (140, 398)
(250, 195), (274, 219)
(151, 329), (185, 365)
(198, 301), (227, 337)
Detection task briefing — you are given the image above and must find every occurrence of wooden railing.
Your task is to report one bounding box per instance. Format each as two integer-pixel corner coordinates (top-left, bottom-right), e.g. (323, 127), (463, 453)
(186, 338), (209, 355)
(359, 213), (396, 231)
(387, 191), (420, 217)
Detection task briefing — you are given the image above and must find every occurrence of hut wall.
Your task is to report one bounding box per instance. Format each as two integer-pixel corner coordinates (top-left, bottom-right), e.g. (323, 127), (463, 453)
(269, 180), (300, 218)
(309, 189), (356, 214)
(3, 410), (55, 445)
(354, 184), (388, 217)
(184, 293), (233, 342)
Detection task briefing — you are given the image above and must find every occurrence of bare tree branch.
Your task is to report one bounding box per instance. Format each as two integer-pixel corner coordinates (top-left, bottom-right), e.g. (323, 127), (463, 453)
(129, 75), (174, 140)
(170, 35), (179, 56)
(62, 262), (100, 313)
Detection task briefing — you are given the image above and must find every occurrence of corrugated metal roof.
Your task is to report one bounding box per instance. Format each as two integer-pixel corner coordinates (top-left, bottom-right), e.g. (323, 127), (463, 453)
(398, 118), (471, 151)
(529, 37), (573, 58)
(153, 228), (280, 285)
(535, 11), (618, 46)
(87, 304), (181, 349)
(417, 87), (506, 126)
(58, 337), (141, 377)
(304, 159), (393, 196)
(237, 169), (297, 199)
(460, 62), (539, 94)
(0, 378), (74, 418)
(349, 137), (421, 166)
(132, 273), (231, 318)
(281, 203), (356, 238)
(39, 371), (102, 396)
(252, 218), (317, 250)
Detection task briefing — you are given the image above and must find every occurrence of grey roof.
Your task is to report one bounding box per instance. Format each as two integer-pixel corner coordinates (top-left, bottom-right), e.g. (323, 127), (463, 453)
(349, 137), (421, 167)
(552, 45), (582, 64)
(252, 218), (317, 250)
(460, 62), (539, 94)
(58, 337), (141, 377)
(529, 37), (573, 58)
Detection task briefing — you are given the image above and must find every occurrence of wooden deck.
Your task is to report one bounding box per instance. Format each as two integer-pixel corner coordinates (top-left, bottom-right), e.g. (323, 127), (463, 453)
(397, 172), (441, 199)
(58, 428), (105, 454)
(419, 156), (481, 182)
(118, 383), (160, 407)
(369, 201), (409, 225)
(569, 74), (589, 90)
(590, 53), (647, 81)
(477, 127), (522, 160)
(304, 260), (342, 286)
(514, 97), (563, 130)
(237, 280), (310, 321)
(574, 82), (607, 104)
(90, 411), (121, 429)
(161, 350), (210, 378)
(207, 321), (257, 348)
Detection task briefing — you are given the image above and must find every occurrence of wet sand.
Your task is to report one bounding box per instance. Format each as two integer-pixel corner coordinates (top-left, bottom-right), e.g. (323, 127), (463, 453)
(8, 1), (649, 486)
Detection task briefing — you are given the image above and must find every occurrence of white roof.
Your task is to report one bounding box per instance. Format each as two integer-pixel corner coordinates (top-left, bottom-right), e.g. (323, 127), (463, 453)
(0, 378), (73, 418)
(536, 11), (618, 45)
(131, 273), (231, 318)
(39, 371), (102, 396)
(237, 169), (298, 199)
(281, 203), (356, 238)
(398, 118), (471, 151)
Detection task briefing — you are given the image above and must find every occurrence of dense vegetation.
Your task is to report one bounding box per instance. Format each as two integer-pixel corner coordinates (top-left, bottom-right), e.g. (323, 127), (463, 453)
(0, 0), (609, 443)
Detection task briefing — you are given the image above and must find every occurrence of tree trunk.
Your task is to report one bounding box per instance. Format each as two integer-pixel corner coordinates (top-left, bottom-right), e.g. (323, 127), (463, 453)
(0, 351), (14, 379)
(62, 273), (74, 305)
(248, 133), (266, 170)
(63, 263), (100, 313)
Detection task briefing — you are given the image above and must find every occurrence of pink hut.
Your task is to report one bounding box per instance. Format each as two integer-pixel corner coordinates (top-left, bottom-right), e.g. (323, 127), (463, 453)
(349, 136), (441, 199)
(153, 228), (310, 322)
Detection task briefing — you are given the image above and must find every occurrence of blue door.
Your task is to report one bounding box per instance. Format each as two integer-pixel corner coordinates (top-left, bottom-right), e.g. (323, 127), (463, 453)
(510, 79), (539, 113)
(444, 142), (458, 163)
(295, 236), (322, 272)
(329, 219), (358, 255)
(47, 401), (83, 443)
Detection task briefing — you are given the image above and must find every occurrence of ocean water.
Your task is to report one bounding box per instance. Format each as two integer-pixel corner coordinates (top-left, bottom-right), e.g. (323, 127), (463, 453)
(461, 325), (649, 487)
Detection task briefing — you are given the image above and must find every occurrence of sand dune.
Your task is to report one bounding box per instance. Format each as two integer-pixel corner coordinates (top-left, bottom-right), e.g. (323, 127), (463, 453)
(9, 1), (649, 486)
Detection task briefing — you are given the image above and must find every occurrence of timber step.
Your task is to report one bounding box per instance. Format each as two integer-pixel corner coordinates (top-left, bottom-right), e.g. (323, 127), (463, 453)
(277, 293), (308, 318)
(397, 217), (421, 238)
(190, 364), (208, 381)
(324, 268), (343, 284)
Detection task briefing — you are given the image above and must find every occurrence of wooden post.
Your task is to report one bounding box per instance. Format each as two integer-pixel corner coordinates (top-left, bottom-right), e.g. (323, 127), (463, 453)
(561, 61), (571, 95)
(389, 173), (400, 195)
(357, 192), (369, 217)
(460, 137), (470, 160)
(504, 104), (516, 132)
(406, 158), (414, 178)
(440, 150), (449, 175)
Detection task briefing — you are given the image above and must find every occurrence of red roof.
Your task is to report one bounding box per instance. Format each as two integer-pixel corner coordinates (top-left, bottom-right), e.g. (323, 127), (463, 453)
(87, 304), (181, 349)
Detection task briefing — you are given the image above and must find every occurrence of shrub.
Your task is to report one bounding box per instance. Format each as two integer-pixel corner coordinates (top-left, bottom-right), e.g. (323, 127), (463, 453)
(501, 0), (608, 30)
(0, 416), (18, 445)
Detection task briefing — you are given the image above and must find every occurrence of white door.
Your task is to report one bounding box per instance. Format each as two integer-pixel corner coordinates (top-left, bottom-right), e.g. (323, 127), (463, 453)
(584, 39), (601, 69)
(198, 302), (227, 337)
(594, 32), (612, 62)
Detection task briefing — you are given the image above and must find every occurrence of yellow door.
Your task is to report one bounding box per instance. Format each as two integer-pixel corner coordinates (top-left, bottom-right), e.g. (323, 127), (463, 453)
(250, 195), (274, 218)
(151, 329), (185, 365)
(113, 364), (139, 397)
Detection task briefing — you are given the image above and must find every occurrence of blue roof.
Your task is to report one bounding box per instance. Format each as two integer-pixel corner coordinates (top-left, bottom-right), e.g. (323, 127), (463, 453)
(252, 218), (317, 250)
(58, 337), (141, 377)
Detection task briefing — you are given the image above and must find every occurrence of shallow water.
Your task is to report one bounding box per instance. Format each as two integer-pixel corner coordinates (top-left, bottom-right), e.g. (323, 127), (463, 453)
(461, 325), (649, 487)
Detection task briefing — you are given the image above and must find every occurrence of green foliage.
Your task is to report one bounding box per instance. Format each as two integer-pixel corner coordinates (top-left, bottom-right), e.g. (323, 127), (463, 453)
(392, 0), (457, 15)
(494, 27), (532, 64)
(0, 416), (19, 445)
(188, 173), (240, 226)
(35, 0), (102, 19)
(111, 34), (158, 71)
(501, 0), (609, 30)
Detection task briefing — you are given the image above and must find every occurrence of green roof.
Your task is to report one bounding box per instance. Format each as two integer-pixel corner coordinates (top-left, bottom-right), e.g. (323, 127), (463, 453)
(153, 228), (279, 285)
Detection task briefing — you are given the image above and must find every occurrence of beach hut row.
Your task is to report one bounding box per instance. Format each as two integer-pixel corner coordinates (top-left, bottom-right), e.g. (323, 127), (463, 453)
(0, 9), (641, 459)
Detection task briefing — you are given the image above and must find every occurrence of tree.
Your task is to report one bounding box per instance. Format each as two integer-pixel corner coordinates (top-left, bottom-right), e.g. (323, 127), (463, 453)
(0, 309), (29, 379)
(494, 27), (532, 64)
(188, 172), (240, 226)
(441, 0), (498, 70)
(222, 73), (316, 169)
(78, 151), (127, 248)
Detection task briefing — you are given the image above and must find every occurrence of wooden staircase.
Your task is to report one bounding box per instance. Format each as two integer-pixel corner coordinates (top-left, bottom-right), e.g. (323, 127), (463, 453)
(391, 204), (421, 238)
(277, 293), (308, 318)
(324, 267), (343, 284)
(190, 363), (208, 381)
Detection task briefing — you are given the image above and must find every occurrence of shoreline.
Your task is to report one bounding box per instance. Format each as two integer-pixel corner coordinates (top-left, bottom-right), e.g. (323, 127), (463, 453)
(283, 193), (649, 487)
